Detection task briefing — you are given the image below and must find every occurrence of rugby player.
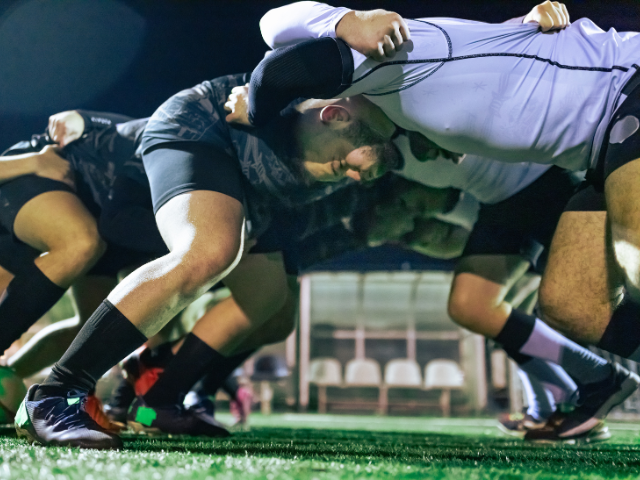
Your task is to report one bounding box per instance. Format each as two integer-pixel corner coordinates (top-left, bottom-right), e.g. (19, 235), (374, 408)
(13, 71), (404, 448)
(241, 0), (640, 437)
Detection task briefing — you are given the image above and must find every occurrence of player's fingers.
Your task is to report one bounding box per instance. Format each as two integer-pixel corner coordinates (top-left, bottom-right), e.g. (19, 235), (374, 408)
(399, 18), (411, 41)
(551, 2), (566, 27)
(373, 42), (386, 62)
(540, 11), (555, 32)
(560, 3), (570, 25)
(382, 35), (396, 58)
(392, 23), (404, 51)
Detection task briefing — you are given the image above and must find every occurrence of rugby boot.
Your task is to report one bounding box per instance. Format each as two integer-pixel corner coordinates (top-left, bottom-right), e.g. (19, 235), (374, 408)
(555, 362), (639, 438)
(127, 397), (230, 438)
(497, 411), (546, 437)
(184, 389), (215, 413)
(85, 394), (123, 433)
(104, 377), (136, 426)
(15, 384), (122, 449)
(524, 412), (611, 444)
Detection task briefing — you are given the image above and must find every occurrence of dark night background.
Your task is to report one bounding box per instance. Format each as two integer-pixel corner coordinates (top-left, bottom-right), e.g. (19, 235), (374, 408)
(0, 0), (638, 270)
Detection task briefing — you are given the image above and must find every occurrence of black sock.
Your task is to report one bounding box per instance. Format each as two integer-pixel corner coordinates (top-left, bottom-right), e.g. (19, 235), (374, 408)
(0, 262), (66, 353)
(494, 310), (536, 358)
(598, 296), (640, 360)
(221, 376), (241, 400)
(496, 309), (611, 387)
(200, 349), (255, 399)
(36, 300), (147, 399)
(143, 333), (225, 407)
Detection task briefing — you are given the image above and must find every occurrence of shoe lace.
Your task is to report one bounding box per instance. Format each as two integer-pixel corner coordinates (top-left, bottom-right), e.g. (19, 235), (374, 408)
(43, 390), (97, 430)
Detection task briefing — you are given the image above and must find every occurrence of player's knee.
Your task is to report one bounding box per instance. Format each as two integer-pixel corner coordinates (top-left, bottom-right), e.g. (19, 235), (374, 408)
(61, 231), (106, 274)
(537, 278), (576, 335)
(447, 288), (478, 330)
(262, 306), (296, 346)
(537, 276), (561, 319)
(174, 241), (243, 298)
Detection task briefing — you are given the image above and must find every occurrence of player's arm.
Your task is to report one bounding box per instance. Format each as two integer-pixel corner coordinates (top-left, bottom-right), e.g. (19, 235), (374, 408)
(48, 110), (134, 147)
(230, 4), (409, 127)
(260, 2), (409, 60)
(0, 145), (74, 187)
(402, 218), (471, 260)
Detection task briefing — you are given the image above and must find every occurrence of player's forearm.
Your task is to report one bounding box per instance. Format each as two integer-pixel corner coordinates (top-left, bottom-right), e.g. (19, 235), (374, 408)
(0, 153), (39, 184)
(260, 2), (352, 48)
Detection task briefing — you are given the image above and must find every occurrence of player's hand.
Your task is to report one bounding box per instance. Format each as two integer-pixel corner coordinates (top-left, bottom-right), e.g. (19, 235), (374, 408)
(33, 145), (75, 188)
(48, 110), (85, 147)
(225, 84), (252, 126)
(336, 9), (411, 62)
(524, 1), (570, 32)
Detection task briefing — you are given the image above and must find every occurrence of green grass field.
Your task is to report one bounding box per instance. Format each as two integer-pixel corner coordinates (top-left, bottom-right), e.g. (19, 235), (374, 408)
(3, 414), (640, 479)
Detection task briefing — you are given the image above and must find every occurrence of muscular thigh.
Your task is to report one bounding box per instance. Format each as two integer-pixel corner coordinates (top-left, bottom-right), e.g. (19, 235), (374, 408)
(223, 251), (288, 322)
(539, 210), (622, 342)
(13, 190), (99, 252)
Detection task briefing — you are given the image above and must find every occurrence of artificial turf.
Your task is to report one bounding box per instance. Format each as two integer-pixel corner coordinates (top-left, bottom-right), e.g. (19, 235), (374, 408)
(2, 414), (640, 479)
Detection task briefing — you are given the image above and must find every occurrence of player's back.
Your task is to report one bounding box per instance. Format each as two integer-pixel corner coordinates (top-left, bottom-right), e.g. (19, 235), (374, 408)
(344, 17), (640, 171)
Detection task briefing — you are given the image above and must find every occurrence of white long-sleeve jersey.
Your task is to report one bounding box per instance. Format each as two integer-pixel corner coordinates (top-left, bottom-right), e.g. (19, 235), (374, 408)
(260, 2), (640, 172)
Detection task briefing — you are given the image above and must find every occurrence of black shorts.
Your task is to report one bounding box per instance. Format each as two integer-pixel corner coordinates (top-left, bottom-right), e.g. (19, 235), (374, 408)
(563, 183), (606, 213)
(0, 176), (74, 235)
(595, 70), (640, 182)
(461, 166), (580, 272)
(142, 142), (245, 215)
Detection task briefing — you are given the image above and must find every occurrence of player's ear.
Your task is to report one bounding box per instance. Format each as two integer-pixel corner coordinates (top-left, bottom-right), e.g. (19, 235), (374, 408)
(320, 105), (351, 126)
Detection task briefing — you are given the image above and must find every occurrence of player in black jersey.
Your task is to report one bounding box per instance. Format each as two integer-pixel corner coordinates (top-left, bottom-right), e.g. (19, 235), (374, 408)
(12, 74), (405, 448)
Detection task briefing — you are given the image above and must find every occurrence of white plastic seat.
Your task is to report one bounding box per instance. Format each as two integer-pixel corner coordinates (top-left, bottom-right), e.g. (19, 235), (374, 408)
(309, 358), (343, 413)
(424, 359), (465, 417)
(309, 358), (343, 386)
(424, 359), (464, 389)
(344, 358), (382, 386)
(384, 359), (422, 387)
(379, 358), (423, 414)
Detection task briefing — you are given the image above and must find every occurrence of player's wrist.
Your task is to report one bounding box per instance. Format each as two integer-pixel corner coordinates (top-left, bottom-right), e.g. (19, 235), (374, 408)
(335, 10), (357, 41)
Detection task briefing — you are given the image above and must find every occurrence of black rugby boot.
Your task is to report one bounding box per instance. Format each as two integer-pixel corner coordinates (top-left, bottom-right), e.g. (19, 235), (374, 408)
(15, 384), (122, 449)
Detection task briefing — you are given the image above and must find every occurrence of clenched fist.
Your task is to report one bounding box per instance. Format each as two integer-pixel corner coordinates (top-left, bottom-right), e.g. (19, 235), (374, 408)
(336, 9), (411, 62)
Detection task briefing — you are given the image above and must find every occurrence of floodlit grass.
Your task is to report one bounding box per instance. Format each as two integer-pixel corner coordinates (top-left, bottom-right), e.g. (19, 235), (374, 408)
(1, 415), (640, 479)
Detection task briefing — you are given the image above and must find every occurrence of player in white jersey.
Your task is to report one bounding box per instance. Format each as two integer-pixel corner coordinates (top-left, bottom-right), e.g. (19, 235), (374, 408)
(227, 80), (633, 438)
(234, 1), (640, 427)
(221, 0), (640, 437)
(253, 2), (639, 172)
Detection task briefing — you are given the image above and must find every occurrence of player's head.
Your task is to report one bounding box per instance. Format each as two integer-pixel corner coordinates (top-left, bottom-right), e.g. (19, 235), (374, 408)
(293, 97), (402, 183)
